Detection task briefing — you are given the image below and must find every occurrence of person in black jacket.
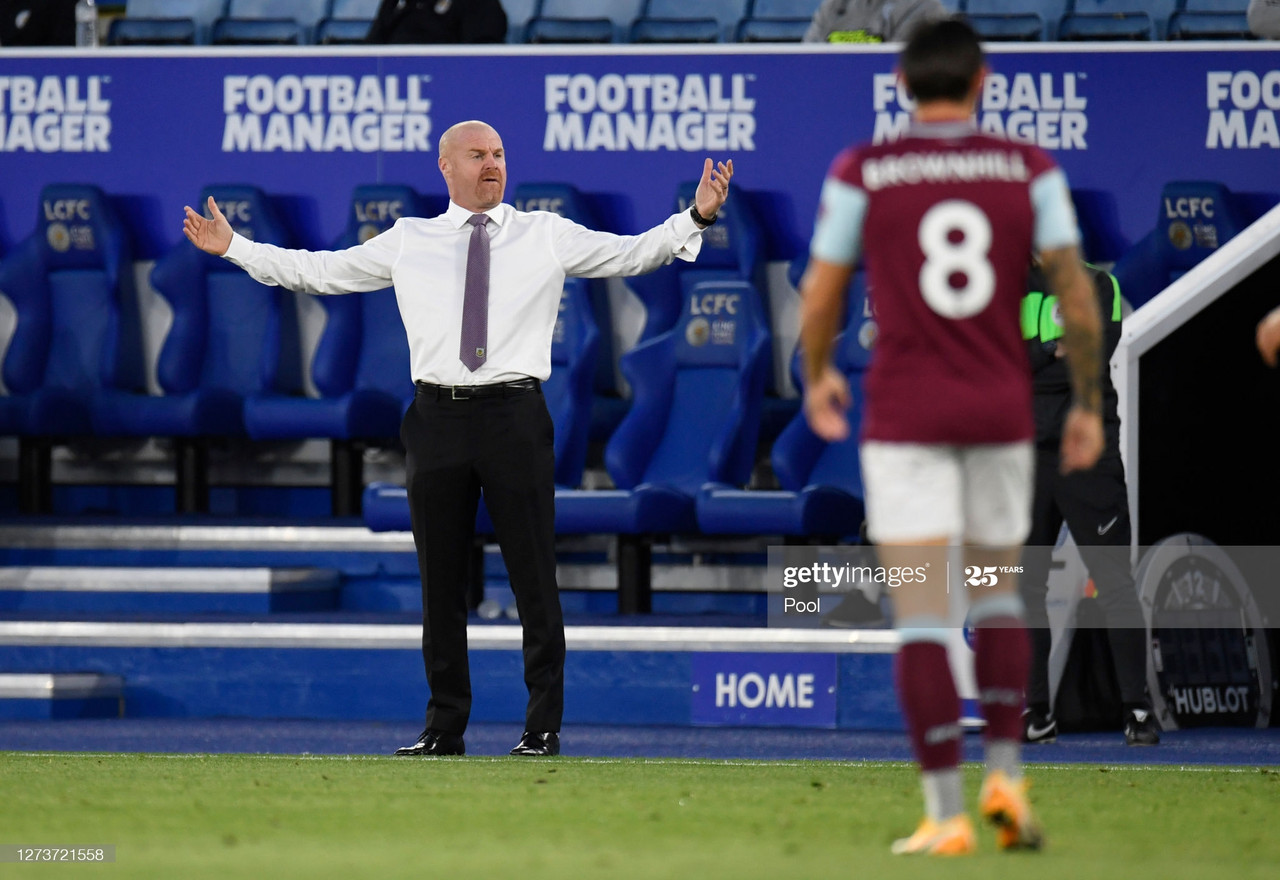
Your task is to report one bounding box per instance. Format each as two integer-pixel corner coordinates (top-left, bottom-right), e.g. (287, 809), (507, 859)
(1019, 262), (1160, 747)
(367, 0), (507, 44)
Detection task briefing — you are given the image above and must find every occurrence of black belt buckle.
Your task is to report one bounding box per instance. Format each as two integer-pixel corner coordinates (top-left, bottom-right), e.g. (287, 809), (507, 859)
(450, 385), (472, 400)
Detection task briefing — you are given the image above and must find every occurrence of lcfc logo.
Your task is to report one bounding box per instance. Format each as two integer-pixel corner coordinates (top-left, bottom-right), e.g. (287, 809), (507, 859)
(686, 317), (710, 347)
(47, 222), (71, 252)
(1168, 221), (1193, 250)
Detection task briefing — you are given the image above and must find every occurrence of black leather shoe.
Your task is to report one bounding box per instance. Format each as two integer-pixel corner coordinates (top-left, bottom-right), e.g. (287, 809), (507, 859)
(510, 731), (559, 756)
(394, 729), (465, 757)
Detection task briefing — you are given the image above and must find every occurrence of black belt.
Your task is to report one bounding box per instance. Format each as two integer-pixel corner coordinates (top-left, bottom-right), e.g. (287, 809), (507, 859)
(415, 378), (541, 400)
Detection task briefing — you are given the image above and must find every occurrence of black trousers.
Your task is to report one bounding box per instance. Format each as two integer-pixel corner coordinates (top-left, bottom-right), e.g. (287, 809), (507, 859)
(400, 384), (564, 735)
(1020, 449), (1148, 709)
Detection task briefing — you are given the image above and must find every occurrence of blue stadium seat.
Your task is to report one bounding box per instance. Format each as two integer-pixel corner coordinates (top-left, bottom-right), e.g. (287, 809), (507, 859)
(1058, 0), (1178, 40)
(0, 185), (142, 514)
(629, 17), (722, 42)
(696, 398), (864, 537)
(213, 0), (329, 44)
(314, 18), (370, 43)
(327, 0), (378, 17)
(630, 0), (749, 43)
(965, 0), (1064, 41)
(107, 19), (199, 45)
(91, 186), (302, 513)
(1167, 0), (1253, 39)
(697, 321), (867, 538)
(1112, 180), (1247, 309)
(240, 185), (424, 516)
(542, 279), (602, 489)
(315, 0), (376, 43)
(525, 0), (645, 42)
(502, 0), (538, 42)
(630, 182), (764, 345)
(511, 182), (622, 449)
(108, 0), (226, 45)
(525, 0), (617, 42)
(736, 0), (820, 42)
(786, 258), (875, 374)
(628, 181), (795, 441)
(555, 278), (771, 609)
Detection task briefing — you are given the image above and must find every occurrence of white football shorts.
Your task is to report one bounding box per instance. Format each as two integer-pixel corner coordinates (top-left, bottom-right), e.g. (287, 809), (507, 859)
(859, 441), (1033, 546)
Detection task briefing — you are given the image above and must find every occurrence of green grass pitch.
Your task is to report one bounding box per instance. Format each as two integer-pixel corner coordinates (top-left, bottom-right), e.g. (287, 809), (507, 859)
(2, 753), (1277, 879)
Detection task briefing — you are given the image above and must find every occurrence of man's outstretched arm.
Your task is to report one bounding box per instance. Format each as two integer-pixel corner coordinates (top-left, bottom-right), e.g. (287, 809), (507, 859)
(181, 195), (396, 296)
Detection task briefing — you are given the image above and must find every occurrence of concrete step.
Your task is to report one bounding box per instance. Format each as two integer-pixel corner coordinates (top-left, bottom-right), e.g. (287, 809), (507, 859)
(0, 566), (340, 614)
(0, 672), (124, 720)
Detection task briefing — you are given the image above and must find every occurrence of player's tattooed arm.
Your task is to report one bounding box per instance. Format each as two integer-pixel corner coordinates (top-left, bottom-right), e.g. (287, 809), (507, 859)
(1041, 245), (1103, 414)
(798, 258), (851, 385)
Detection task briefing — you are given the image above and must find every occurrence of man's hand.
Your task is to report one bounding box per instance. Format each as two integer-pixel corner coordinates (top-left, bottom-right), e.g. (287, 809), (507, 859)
(1060, 404), (1104, 474)
(802, 365), (853, 442)
(693, 157), (734, 223)
(1257, 305), (1280, 367)
(183, 195), (233, 256)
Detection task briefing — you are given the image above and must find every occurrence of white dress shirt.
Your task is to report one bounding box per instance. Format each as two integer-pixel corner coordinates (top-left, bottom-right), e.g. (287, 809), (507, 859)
(223, 200), (706, 386)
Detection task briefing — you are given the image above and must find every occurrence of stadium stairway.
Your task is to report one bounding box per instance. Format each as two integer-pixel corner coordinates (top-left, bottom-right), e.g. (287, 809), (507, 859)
(0, 520), (905, 731)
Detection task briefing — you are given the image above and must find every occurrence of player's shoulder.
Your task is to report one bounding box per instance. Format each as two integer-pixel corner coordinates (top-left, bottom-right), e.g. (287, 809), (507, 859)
(826, 144), (868, 187)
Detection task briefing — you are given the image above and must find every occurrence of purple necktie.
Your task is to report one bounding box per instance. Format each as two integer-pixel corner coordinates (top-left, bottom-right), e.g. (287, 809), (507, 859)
(459, 213), (490, 372)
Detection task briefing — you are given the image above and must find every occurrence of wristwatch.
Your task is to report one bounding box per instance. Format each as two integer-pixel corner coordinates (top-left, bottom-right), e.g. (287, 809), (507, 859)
(690, 205), (718, 228)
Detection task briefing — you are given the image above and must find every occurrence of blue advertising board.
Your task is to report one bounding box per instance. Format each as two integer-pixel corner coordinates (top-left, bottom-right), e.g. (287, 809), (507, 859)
(1, 45), (1278, 264)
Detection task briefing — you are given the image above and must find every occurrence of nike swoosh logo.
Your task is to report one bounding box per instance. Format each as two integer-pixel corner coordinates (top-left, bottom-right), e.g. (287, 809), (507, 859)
(1097, 515), (1119, 536)
(1026, 722), (1057, 739)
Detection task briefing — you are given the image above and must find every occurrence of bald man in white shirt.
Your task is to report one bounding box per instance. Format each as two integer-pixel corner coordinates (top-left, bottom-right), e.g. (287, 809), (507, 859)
(184, 120), (733, 757)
